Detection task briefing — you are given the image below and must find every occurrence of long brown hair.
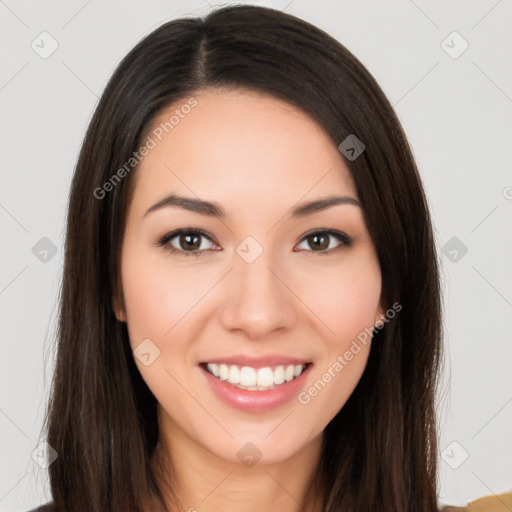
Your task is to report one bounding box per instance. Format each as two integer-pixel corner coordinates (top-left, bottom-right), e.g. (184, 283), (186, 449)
(42, 5), (444, 511)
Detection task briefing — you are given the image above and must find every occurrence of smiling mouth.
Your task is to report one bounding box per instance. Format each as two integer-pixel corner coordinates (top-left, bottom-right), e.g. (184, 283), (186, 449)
(200, 362), (312, 391)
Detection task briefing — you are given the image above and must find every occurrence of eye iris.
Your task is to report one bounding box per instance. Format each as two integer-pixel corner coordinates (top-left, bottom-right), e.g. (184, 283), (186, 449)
(181, 233), (201, 250)
(309, 234), (329, 250)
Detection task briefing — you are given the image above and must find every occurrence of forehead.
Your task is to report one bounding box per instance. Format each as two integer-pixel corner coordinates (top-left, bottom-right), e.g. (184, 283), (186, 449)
(129, 89), (358, 216)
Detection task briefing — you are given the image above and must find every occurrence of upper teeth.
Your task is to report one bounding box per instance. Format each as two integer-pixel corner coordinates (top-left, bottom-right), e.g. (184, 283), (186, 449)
(206, 363), (306, 387)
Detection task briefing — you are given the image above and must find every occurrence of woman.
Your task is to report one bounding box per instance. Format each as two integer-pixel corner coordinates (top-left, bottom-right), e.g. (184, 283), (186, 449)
(31, 4), (448, 511)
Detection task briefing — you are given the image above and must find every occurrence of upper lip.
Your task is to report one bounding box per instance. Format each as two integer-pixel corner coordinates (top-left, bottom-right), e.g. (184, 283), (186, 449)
(200, 354), (311, 369)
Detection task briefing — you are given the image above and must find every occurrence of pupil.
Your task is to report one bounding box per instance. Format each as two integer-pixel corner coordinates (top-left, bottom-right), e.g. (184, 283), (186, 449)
(182, 234), (200, 250)
(310, 234), (328, 250)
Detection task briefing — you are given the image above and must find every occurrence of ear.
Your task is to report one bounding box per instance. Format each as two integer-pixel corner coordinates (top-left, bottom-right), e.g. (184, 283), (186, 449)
(112, 293), (127, 323)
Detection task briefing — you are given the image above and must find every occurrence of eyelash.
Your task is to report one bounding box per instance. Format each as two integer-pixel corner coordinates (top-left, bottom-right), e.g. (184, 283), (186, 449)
(154, 228), (353, 257)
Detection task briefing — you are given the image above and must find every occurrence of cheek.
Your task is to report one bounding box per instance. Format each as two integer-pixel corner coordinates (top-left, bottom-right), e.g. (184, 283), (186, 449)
(121, 248), (208, 345)
(297, 250), (382, 342)
(295, 251), (381, 421)
(122, 264), (169, 344)
(120, 250), (202, 401)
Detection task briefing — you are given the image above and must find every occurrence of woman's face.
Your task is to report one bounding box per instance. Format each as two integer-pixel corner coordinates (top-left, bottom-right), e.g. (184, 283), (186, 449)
(115, 89), (384, 465)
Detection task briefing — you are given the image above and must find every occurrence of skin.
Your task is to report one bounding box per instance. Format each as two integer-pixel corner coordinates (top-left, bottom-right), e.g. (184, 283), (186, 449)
(114, 88), (385, 512)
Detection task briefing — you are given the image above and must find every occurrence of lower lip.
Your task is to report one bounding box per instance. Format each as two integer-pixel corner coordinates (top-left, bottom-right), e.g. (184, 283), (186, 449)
(200, 364), (312, 412)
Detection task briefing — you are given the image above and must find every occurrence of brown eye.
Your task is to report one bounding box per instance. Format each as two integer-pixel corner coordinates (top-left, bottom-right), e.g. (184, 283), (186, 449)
(307, 233), (330, 251)
(178, 233), (202, 251)
(156, 229), (218, 257)
(295, 229), (353, 255)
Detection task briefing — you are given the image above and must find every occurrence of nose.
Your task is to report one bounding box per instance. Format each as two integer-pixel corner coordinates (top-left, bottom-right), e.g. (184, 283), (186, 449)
(219, 247), (298, 340)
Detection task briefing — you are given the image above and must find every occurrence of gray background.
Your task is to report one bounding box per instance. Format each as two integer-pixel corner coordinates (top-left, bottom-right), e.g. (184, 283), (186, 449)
(1, 0), (511, 510)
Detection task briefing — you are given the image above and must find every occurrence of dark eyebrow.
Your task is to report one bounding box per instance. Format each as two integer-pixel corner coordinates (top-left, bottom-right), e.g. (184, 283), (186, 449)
(143, 194), (361, 219)
(144, 194), (224, 218)
(290, 195), (361, 217)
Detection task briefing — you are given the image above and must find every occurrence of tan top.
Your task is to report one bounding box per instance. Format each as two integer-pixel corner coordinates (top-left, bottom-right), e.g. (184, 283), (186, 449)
(440, 491), (512, 511)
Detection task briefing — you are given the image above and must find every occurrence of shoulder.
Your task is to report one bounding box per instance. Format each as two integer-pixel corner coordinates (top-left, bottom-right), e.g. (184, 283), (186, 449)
(440, 491), (512, 511)
(26, 503), (54, 512)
